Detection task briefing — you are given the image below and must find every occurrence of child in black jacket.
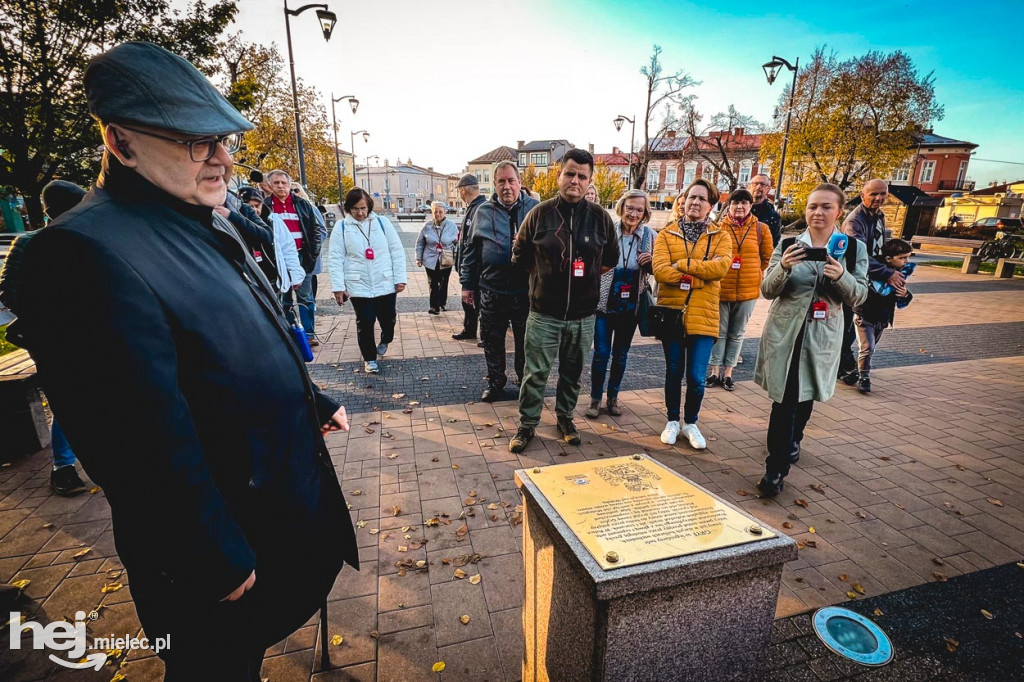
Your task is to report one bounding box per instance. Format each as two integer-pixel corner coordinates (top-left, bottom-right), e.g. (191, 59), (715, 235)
(853, 238), (914, 393)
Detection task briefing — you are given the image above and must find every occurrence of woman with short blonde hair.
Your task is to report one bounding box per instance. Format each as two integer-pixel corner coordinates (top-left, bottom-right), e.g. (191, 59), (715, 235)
(416, 201), (459, 314)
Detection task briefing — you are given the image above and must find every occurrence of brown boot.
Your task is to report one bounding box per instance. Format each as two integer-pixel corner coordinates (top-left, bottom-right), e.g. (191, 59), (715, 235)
(606, 397), (622, 416)
(584, 399), (601, 418)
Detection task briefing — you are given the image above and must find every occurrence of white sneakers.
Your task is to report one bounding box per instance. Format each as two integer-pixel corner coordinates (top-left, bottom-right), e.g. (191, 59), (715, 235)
(660, 421), (680, 445)
(660, 421), (707, 450)
(364, 360), (379, 373)
(681, 423), (707, 450)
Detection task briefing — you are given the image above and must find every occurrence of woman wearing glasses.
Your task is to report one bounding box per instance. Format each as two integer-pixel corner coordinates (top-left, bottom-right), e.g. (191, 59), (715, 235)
(415, 202), (459, 315)
(651, 179), (732, 449)
(585, 190), (655, 418)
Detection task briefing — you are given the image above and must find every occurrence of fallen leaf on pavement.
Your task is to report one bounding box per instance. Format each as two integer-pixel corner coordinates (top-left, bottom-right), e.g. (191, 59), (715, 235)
(469, 574), (481, 585)
(391, 506), (401, 516)
(454, 569), (468, 579)
(432, 662), (446, 673)
(392, 393), (406, 399)
(944, 636), (958, 653)
(782, 522), (793, 529)
(809, 483), (825, 494)
(72, 549), (92, 560)
(808, 527), (816, 533)
(794, 499), (808, 508)
(356, 521), (367, 528)
(101, 583), (123, 594)
(932, 558), (945, 566)
(737, 490), (749, 497)
(408, 401), (420, 406)
(370, 630), (379, 639)
(804, 540), (817, 548)
(460, 615), (470, 624)
(933, 572), (947, 582)
(838, 574), (849, 582)
(351, 490), (362, 496)
(852, 583), (865, 595)
(873, 608), (884, 616)
(855, 511), (867, 519)
(331, 635), (344, 646)
(846, 591), (858, 599)
(90, 487), (101, 494)
(987, 498), (1004, 507)
(981, 609), (994, 620)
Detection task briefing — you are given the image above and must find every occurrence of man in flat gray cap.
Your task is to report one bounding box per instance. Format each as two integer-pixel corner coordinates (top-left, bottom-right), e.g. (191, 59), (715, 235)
(453, 173), (485, 341)
(7, 42), (357, 680)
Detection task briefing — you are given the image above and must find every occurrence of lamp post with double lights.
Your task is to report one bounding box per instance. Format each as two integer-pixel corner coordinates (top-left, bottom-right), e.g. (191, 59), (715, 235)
(283, 1), (337, 188)
(613, 115), (636, 189)
(350, 130), (369, 185)
(762, 55), (799, 210)
(331, 93), (358, 202)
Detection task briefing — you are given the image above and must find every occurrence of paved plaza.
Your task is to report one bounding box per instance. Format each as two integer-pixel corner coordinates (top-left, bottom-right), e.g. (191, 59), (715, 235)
(2, 221), (1023, 680)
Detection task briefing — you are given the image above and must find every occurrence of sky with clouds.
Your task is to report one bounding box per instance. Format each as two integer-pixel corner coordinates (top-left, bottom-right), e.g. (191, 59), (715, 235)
(212, 0), (1023, 187)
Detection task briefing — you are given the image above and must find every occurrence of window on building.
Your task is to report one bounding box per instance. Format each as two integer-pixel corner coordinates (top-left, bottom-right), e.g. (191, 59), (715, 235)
(738, 162), (752, 185)
(519, 153), (527, 166)
(646, 167), (659, 191)
(530, 153), (547, 166)
(702, 162), (715, 180)
(892, 163), (911, 182)
(483, 170), (489, 182)
(919, 160), (936, 184)
(957, 160), (968, 186)
(683, 163), (696, 187)
(666, 167), (678, 187)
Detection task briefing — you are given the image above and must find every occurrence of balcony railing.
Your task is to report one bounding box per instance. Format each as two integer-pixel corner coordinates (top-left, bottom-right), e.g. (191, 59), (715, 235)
(938, 180), (975, 192)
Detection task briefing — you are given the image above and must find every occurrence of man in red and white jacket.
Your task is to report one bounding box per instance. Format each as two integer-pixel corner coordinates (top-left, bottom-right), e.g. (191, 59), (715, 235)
(264, 169), (323, 345)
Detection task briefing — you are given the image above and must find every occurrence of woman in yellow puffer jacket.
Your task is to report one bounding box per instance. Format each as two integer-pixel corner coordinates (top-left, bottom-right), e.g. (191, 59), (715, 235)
(706, 189), (774, 391)
(651, 179), (732, 450)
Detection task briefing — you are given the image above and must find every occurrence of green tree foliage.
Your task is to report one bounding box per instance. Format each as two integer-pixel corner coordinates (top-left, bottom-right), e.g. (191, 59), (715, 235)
(0, 0), (239, 227)
(218, 36), (343, 203)
(593, 162), (626, 207)
(760, 47), (943, 211)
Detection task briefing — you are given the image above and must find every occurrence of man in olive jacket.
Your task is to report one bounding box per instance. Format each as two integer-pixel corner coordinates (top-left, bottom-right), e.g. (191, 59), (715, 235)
(7, 42), (356, 680)
(509, 149), (619, 452)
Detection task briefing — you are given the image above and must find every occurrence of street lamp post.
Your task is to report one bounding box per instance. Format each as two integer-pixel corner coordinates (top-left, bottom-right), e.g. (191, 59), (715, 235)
(350, 130), (369, 185)
(365, 155), (379, 195)
(762, 55), (799, 210)
(613, 115), (636, 189)
(331, 93), (358, 202)
(283, 1), (337, 189)
(384, 159), (392, 213)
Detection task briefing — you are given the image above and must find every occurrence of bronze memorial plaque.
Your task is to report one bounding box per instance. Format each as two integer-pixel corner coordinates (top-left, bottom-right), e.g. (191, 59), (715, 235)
(522, 454), (774, 570)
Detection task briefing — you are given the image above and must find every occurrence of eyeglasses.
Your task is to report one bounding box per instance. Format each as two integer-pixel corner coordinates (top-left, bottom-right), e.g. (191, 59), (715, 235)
(115, 124), (242, 162)
(749, 181), (770, 187)
(623, 207), (645, 215)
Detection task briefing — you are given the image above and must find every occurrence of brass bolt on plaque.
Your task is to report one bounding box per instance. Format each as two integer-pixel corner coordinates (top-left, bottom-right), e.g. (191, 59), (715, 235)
(747, 525), (764, 536)
(605, 551), (620, 563)
(533, 468), (541, 473)
(631, 454), (642, 460)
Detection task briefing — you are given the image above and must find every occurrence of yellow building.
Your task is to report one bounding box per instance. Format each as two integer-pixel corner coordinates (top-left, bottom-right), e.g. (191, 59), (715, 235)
(936, 181), (1024, 229)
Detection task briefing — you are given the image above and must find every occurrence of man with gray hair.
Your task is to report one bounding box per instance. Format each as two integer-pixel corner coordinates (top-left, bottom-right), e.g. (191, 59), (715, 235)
(453, 173), (485, 341)
(748, 173), (781, 245)
(7, 42), (356, 678)
(265, 169), (323, 345)
(460, 161), (539, 401)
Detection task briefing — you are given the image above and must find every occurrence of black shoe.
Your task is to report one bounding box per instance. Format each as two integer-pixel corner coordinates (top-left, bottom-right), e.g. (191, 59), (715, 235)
(476, 341), (484, 348)
(858, 375), (872, 393)
(840, 370), (860, 386)
(556, 417), (581, 445)
(428, 308), (440, 315)
(706, 373), (722, 387)
(481, 385), (504, 402)
(722, 377), (735, 392)
(509, 427), (535, 453)
(756, 472), (785, 498)
(452, 330), (477, 340)
(51, 466), (87, 497)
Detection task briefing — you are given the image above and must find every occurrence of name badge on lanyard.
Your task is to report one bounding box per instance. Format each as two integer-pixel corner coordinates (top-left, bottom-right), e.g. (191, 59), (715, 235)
(573, 258), (585, 277)
(619, 283), (632, 299)
(253, 249), (263, 263)
(812, 300), (828, 320)
(679, 274), (693, 291)
(731, 256), (742, 270)
(365, 248), (375, 260)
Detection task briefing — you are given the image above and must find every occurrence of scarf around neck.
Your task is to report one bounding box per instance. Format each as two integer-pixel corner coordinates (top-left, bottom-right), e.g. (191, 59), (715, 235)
(678, 216), (711, 243)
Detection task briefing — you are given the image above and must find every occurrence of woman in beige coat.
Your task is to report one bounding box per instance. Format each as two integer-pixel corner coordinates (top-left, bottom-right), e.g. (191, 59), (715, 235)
(754, 184), (868, 497)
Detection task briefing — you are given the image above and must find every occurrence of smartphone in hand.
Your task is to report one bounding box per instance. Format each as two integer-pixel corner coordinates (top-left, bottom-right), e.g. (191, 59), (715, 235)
(802, 247), (829, 261)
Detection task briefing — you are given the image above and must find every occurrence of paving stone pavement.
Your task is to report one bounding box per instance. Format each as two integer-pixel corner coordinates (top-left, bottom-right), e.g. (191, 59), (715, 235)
(1, 252), (1023, 681)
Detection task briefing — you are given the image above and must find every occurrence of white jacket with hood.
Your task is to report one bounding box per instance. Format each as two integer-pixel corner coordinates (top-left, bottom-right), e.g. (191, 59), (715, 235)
(328, 212), (407, 298)
(269, 213), (307, 293)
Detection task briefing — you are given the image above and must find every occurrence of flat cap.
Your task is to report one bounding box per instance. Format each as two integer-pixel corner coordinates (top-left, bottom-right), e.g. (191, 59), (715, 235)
(456, 174), (479, 188)
(85, 42), (253, 136)
(41, 180), (87, 220)
(238, 186), (264, 203)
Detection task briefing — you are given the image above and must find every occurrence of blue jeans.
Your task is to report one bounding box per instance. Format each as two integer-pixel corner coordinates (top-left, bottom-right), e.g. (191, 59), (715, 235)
(51, 419), (77, 469)
(281, 273), (315, 335)
(662, 334), (715, 423)
(590, 312), (638, 401)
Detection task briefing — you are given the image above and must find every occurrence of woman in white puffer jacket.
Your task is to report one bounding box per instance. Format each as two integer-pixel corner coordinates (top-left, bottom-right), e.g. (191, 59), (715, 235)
(329, 188), (407, 373)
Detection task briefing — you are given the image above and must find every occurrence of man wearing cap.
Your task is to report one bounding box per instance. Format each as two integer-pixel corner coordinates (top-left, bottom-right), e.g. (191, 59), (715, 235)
(452, 173), (485, 341)
(7, 42), (356, 680)
(460, 161), (539, 402)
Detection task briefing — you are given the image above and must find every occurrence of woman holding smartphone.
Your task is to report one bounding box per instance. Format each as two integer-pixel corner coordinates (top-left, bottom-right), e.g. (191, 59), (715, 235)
(754, 183), (868, 497)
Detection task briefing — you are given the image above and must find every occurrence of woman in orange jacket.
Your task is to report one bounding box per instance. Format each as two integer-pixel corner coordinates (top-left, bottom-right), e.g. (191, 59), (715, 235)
(707, 189), (774, 390)
(651, 179), (733, 449)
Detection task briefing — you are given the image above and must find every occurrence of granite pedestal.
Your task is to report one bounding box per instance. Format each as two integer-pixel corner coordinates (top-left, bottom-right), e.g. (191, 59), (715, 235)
(517, 458), (797, 682)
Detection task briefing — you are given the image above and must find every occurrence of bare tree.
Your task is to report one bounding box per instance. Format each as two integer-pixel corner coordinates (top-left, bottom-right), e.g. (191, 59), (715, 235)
(682, 104), (763, 191)
(632, 45), (697, 190)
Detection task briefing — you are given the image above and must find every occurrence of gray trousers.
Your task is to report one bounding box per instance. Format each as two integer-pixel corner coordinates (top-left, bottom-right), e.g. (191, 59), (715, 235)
(709, 299), (757, 368)
(855, 316), (886, 375)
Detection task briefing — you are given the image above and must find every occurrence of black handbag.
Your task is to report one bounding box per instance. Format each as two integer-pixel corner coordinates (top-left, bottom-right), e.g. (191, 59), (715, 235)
(636, 289), (656, 337)
(647, 304), (685, 340)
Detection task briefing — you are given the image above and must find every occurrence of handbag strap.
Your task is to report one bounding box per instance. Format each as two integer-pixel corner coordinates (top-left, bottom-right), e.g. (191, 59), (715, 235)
(680, 232), (714, 319)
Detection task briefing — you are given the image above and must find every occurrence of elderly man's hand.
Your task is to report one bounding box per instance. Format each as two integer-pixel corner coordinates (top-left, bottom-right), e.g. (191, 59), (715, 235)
(221, 571), (256, 602)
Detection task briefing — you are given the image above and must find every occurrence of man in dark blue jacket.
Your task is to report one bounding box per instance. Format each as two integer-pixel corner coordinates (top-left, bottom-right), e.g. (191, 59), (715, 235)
(453, 174), (486, 341)
(8, 42), (356, 680)
(460, 162), (539, 401)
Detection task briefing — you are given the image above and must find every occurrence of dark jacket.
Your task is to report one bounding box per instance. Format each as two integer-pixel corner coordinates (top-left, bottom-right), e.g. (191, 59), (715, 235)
(229, 203), (279, 287)
(842, 204), (892, 283)
(263, 192), (322, 272)
(513, 197), (619, 320)
(750, 200), (782, 245)
(456, 193), (486, 273)
(853, 256), (912, 326)
(8, 160), (356, 651)
(460, 189), (539, 294)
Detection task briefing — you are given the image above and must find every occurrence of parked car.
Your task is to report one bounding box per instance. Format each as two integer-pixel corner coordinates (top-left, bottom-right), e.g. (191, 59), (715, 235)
(958, 217), (1023, 240)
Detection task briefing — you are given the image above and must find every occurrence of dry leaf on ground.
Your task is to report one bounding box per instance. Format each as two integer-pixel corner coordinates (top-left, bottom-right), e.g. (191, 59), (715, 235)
(981, 609), (994, 620)
(944, 636), (959, 653)
(933, 572), (948, 582)
(782, 522), (793, 529)
(331, 635), (344, 646)
(469, 574), (481, 585)
(794, 499), (808, 508)
(453, 568), (468, 579)
(987, 498), (1004, 507)
(432, 662), (446, 673)
(459, 615), (470, 624)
